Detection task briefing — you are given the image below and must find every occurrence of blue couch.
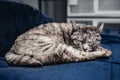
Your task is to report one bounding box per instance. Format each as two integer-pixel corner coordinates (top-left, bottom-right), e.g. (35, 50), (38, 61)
(0, 1), (120, 80)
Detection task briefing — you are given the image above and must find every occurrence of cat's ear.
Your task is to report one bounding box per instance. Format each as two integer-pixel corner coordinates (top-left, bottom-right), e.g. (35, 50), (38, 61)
(71, 20), (76, 24)
(71, 20), (78, 29)
(97, 22), (104, 32)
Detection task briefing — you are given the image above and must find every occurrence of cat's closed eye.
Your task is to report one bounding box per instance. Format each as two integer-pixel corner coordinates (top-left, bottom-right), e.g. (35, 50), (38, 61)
(96, 34), (100, 37)
(95, 34), (101, 41)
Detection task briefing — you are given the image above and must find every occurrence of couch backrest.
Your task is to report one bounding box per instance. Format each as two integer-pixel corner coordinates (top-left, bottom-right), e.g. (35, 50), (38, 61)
(0, 1), (52, 57)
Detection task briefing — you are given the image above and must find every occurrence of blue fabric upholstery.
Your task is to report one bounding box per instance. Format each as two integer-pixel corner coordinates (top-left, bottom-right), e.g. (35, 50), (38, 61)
(0, 61), (111, 80)
(111, 44), (120, 63)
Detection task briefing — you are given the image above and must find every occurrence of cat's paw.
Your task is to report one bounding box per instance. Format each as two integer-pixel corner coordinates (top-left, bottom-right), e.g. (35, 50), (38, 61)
(96, 46), (104, 51)
(103, 49), (112, 57)
(96, 47), (112, 57)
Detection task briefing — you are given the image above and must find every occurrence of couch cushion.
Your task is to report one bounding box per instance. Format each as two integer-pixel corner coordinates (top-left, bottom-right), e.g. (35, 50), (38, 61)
(0, 1), (52, 57)
(0, 61), (111, 80)
(112, 64), (120, 80)
(111, 44), (120, 63)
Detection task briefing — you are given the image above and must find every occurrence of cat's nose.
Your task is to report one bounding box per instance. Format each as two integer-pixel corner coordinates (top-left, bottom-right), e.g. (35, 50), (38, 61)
(83, 44), (88, 52)
(83, 47), (88, 52)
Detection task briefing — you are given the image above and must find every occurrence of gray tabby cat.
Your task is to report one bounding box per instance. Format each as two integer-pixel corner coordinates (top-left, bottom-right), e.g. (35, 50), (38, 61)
(5, 22), (112, 66)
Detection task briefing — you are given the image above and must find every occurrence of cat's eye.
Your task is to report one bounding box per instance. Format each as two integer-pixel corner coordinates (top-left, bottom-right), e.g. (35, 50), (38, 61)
(88, 42), (92, 43)
(96, 34), (100, 37)
(96, 39), (101, 41)
(73, 38), (83, 43)
(87, 41), (93, 44)
(73, 39), (80, 41)
(96, 36), (101, 41)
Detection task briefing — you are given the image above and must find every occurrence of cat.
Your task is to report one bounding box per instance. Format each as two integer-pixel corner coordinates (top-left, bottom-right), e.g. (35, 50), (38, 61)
(5, 22), (112, 66)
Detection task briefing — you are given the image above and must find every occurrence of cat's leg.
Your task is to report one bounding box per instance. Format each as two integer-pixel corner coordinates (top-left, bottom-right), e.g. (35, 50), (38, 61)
(96, 46), (112, 52)
(5, 52), (43, 66)
(95, 46), (112, 57)
(57, 43), (112, 62)
(77, 49), (112, 61)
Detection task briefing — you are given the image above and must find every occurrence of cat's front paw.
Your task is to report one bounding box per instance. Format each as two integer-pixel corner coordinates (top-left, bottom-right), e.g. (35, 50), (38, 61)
(103, 49), (112, 57)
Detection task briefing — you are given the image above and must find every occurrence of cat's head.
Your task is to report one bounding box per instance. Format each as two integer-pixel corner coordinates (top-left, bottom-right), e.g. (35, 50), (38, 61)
(71, 22), (104, 52)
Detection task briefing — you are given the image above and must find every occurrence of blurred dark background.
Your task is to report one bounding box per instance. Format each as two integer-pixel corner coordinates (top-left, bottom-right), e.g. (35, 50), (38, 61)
(3, 0), (67, 22)
(39, 0), (67, 22)
(1, 0), (120, 36)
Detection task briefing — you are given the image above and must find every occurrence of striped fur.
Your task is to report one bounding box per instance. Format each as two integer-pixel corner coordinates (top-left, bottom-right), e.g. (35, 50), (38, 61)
(5, 22), (112, 66)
